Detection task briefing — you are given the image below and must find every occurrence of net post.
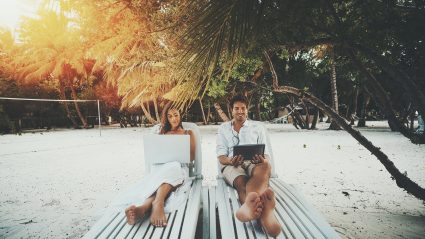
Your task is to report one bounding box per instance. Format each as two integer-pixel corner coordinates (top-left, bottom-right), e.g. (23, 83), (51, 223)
(97, 100), (101, 136)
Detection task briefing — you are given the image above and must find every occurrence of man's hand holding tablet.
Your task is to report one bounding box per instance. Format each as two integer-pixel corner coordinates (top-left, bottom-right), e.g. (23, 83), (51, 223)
(233, 144), (265, 164)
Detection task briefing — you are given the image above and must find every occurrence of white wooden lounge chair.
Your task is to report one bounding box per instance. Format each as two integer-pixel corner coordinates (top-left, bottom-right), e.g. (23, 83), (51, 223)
(83, 122), (203, 239)
(203, 122), (340, 239)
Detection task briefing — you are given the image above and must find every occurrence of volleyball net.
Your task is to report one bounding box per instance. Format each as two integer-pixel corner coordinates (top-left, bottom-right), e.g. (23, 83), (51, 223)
(0, 97), (102, 136)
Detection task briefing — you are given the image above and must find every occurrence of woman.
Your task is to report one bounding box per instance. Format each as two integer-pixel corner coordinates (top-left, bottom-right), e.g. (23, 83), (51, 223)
(124, 103), (196, 227)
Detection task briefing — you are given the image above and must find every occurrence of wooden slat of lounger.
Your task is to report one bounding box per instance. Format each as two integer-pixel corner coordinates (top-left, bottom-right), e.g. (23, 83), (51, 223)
(272, 180), (331, 238)
(82, 210), (120, 239)
(272, 188), (308, 239)
(202, 185), (217, 239)
(208, 186), (217, 239)
(131, 214), (154, 238)
(162, 210), (177, 238)
(180, 180), (202, 238)
(167, 180), (199, 239)
(95, 213), (126, 239)
(108, 213), (129, 238)
(273, 180), (340, 238)
(149, 213), (172, 239)
(271, 179), (327, 239)
(273, 202), (295, 239)
(271, 181), (318, 239)
(227, 186), (266, 239)
(224, 184), (248, 238)
(202, 187), (210, 239)
(216, 179), (237, 239)
(114, 218), (139, 239)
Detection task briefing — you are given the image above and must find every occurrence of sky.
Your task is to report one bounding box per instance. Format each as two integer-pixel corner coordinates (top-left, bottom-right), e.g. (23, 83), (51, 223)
(0, 0), (42, 32)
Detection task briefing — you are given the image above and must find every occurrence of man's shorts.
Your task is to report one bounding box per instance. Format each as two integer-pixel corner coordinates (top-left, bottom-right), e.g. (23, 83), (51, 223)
(222, 161), (256, 187)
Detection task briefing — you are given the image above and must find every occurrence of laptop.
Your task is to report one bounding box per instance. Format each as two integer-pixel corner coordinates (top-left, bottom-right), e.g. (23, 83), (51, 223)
(143, 134), (190, 164)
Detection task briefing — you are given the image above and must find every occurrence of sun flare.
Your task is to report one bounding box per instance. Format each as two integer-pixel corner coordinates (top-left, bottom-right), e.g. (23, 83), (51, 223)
(0, 0), (41, 30)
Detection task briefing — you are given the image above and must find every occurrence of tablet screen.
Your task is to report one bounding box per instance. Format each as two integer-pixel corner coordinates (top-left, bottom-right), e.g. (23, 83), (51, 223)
(233, 144), (265, 160)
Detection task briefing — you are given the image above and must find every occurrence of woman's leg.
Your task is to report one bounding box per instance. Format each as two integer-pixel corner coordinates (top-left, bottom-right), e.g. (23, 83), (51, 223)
(150, 183), (174, 227)
(125, 195), (155, 225)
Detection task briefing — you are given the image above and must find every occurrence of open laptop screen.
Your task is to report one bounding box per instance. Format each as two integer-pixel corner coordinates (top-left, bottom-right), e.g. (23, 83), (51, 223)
(143, 134), (190, 165)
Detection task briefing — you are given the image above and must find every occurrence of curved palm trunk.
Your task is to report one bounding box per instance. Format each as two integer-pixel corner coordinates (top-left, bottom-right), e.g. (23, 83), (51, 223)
(275, 86), (425, 201)
(58, 81), (78, 128)
(141, 102), (157, 124)
(214, 102), (230, 122)
(265, 50), (425, 200)
(70, 85), (88, 128)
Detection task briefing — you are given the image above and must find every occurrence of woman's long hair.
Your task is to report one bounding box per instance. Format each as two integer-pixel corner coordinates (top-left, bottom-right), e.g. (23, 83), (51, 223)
(160, 102), (183, 134)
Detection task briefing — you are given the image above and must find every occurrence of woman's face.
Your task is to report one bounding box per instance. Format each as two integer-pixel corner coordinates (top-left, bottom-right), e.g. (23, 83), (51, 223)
(167, 109), (181, 129)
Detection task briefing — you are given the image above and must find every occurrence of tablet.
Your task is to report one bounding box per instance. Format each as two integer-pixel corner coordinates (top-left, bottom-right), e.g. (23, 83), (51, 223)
(233, 144), (265, 160)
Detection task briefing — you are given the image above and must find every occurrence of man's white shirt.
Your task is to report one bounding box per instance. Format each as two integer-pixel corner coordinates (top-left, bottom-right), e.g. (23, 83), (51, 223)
(216, 120), (270, 165)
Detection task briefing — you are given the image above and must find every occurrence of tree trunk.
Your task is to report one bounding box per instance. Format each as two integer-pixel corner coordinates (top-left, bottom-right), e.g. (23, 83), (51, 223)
(141, 102), (157, 124)
(153, 98), (160, 122)
(255, 102), (261, 121)
(310, 107), (319, 129)
(58, 81), (78, 128)
(328, 48), (341, 130)
(346, 48), (414, 139)
(199, 98), (207, 125)
(274, 86), (425, 201)
(357, 91), (370, 127)
(214, 103), (230, 122)
(301, 100), (310, 129)
(70, 84), (88, 128)
(288, 97), (306, 129)
(351, 86), (359, 125)
(206, 103), (211, 124)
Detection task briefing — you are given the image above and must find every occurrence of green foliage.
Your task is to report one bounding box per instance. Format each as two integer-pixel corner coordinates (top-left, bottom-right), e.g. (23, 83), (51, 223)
(206, 77), (228, 99)
(230, 56), (263, 81)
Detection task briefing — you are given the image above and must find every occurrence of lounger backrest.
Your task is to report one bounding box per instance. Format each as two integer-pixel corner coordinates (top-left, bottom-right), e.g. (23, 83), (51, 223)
(216, 121), (277, 179)
(146, 122), (202, 178)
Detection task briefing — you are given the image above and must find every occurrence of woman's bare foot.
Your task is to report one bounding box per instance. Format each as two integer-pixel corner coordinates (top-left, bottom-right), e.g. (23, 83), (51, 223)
(125, 205), (147, 225)
(260, 188), (281, 237)
(236, 192), (263, 222)
(150, 201), (167, 227)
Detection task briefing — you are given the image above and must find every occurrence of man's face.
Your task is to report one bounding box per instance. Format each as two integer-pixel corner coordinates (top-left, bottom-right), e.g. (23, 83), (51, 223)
(232, 101), (248, 122)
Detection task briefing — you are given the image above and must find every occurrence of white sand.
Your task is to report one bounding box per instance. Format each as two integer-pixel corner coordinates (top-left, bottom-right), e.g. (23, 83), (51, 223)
(0, 122), (424, 238)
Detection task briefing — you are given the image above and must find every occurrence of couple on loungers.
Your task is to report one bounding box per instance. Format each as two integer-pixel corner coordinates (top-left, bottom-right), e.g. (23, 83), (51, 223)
(125, 95), (282, 237)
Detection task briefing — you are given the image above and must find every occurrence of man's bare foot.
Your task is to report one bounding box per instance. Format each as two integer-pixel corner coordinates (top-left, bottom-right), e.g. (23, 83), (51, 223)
(125, 205), (147, 225)
(260, 188), (281, 237)
(236, 192), (263, 222)
(150, 201), (167, 227)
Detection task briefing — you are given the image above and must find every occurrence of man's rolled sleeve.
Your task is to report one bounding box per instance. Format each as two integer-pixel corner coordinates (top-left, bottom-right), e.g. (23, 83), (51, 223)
(216, 126), (229, 157)
(258, 123), (271, 156)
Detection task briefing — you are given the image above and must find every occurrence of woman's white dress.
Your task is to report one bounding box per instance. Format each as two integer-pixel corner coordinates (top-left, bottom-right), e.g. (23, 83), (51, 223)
(109, 128), (193, 213)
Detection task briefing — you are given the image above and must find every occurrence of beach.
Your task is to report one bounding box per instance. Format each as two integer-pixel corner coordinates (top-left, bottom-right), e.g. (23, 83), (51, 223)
(0, 122), (424, 238)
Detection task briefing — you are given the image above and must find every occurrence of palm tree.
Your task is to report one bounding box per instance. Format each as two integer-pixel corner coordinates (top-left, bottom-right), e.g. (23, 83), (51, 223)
(14, 10), (92, 128)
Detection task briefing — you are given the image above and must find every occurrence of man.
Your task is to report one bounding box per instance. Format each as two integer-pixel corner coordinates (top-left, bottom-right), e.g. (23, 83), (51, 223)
(216, 94), (281, 236)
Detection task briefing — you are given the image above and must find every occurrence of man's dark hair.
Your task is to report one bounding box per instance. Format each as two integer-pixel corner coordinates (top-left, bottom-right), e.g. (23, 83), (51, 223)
(230, 94), (248, 108)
